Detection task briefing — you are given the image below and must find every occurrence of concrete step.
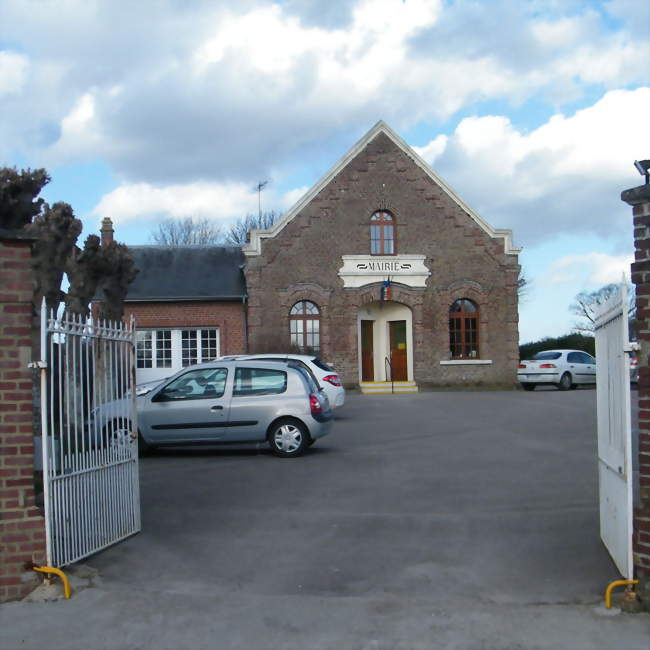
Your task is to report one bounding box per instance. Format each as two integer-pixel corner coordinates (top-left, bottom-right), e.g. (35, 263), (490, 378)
(360, 381), (419, 395)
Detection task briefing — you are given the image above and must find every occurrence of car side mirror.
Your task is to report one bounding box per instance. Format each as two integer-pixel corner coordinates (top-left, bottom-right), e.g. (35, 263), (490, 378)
(152, 386), (188, 402)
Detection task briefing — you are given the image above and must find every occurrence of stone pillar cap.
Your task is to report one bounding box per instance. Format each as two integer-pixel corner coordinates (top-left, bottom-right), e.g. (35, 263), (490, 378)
(621, 184), (650, 206)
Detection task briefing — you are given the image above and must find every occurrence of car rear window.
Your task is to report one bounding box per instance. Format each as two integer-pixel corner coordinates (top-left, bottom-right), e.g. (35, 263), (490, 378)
(233, 367), (287, 396)
(310, 357), (333, 372)
(292, 365), (320, 394)
(532, 351), (562, 360)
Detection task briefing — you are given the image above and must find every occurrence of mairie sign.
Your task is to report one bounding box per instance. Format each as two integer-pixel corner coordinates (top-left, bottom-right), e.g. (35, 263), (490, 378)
(338, 255), (430, 288)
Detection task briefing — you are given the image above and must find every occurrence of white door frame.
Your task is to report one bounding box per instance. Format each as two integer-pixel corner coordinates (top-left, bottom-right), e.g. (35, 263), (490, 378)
(357, 301), (413, 382)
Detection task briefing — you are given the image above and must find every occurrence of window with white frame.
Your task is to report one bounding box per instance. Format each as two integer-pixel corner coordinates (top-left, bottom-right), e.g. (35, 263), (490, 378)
(136, 328), (220, 370)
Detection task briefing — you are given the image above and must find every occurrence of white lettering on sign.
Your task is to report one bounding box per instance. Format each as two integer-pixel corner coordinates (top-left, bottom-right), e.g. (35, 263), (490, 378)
(356, 261), (412, 271)
(338, 255), (430, 288)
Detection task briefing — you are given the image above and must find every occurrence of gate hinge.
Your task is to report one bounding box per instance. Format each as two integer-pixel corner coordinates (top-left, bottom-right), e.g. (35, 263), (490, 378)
(28, 361), (48, 369)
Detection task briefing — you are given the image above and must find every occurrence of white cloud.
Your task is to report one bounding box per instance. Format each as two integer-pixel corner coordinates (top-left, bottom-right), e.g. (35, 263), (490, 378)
(91, 180), (306, 224)
(2, 0), (647, 183)
(415, 87), (650, 246)
(547, 253), (633, 287)
(0, 51), (29, 96)
(413, 134), (447, 165)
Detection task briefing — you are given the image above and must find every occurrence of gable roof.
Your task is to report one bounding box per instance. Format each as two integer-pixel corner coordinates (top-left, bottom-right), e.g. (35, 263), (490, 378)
(244, 120), (520, 257)
(126, 246), (246, 301)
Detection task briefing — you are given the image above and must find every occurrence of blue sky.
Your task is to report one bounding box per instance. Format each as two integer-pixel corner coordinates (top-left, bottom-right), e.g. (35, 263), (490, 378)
(1, 0), (649, 343)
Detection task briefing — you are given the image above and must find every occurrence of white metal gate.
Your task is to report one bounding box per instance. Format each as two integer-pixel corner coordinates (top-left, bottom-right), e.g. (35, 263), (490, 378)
(37, 302), (141, 567)
(594, 282), (633, 579)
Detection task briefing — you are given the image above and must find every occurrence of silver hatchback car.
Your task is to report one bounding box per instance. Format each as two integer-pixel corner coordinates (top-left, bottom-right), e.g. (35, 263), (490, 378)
(95, 360), (333, 457)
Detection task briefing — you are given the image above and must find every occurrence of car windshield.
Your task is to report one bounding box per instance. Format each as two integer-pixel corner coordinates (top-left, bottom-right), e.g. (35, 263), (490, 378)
(532, 351), (562, 360)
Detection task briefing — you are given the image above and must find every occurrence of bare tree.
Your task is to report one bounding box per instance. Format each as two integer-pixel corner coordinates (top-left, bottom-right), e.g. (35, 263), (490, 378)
(225, 211), (281, 246)
(517, 269), (531, 300)
(570, 283), (635, 333)
(149, 216), (223, 246)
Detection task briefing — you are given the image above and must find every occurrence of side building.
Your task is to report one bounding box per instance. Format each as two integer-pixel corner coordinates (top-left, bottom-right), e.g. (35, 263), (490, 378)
(114, 240), (247, 383)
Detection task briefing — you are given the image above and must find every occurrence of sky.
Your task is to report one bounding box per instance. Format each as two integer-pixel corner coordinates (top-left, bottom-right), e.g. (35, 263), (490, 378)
(1, 0), (649, 343)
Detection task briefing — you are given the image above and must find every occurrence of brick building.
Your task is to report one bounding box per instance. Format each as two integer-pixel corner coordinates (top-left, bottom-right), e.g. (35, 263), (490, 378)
(116, 242), (248, 385)
(124, 122), (520, 389)
(244, 121), (520, 388)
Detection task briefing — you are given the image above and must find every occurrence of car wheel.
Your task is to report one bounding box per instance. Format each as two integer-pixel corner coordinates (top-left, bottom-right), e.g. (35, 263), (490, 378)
(558, 372), (572, 391)
(102, 419), (132, 450)
(268, 418), (310, 457)
(522, 384), (535, 391)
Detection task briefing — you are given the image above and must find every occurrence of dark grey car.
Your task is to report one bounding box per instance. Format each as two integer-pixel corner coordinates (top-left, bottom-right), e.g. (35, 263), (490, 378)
(95, 360), (333, 457)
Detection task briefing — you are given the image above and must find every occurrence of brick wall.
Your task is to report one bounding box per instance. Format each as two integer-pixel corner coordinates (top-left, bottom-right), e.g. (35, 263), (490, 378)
(625, 184), (650, 594)
(0, 235), (46, 602)
(123, 300), (247, 355)
(245, 131), (520, 386)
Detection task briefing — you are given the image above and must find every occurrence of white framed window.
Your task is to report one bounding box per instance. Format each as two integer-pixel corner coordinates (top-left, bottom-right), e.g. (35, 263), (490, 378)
(135, 328), (220, 381)
(136, 331), (153, 368)
(181, 329), (219, 366)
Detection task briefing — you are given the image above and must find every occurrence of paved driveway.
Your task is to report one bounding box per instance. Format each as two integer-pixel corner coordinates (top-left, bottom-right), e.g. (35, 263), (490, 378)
(2, 389), (649, 649)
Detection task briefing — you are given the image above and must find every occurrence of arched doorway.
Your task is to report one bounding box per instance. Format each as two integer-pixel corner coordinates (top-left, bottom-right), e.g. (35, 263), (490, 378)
(357, 301), (413, 382)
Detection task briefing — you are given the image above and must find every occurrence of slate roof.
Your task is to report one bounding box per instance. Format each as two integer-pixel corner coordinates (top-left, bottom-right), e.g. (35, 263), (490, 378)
(126, 246), (246, 301)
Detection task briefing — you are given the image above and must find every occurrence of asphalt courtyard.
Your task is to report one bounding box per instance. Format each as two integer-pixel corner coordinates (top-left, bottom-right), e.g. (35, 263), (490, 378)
(2, 388), (649, 649)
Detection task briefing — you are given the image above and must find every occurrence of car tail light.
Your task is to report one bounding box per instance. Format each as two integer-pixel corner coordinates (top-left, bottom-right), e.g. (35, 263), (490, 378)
(322, 374), (341, 387)
(309, 394), (322, 416)
(539, 363), (556, 368)
(518, 364), (526, 369)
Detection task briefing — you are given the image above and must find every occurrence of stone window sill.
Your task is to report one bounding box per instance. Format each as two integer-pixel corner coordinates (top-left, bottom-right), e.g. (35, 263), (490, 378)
(439, 359), (493, 365)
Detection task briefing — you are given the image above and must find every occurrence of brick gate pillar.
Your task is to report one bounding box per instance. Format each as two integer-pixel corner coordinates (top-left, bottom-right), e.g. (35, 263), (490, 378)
(623, 182), (650, 607)
(0, 230), (46, 602)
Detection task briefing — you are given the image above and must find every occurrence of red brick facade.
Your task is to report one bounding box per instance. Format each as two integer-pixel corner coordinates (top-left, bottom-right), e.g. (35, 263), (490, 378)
(626, 184), (650, 594)
(123, 301), (247, 356)
(244, 128), (520, 387)
(0, 236), (46, 602)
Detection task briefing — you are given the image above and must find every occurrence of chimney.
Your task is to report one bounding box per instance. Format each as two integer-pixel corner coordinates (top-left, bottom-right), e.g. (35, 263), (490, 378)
(100, 217), (114, 246)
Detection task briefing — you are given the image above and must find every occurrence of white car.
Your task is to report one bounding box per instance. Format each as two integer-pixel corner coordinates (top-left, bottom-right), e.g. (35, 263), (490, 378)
(218, 354), (346, 408)
(518, 349), (596, 391)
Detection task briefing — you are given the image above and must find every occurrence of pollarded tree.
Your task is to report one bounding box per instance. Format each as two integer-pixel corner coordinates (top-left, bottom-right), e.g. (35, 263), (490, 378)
(97, 241), (138, 323)
(0, 167), (50, 230)
(25, 201), (83, 315)
(64, 234), (105, 318)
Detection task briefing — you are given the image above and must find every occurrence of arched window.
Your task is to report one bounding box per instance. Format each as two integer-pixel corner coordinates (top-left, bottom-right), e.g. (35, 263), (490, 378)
(449, 299), (479, 358)
(370, 210), (395, 255)
(290, 301), (320, 352)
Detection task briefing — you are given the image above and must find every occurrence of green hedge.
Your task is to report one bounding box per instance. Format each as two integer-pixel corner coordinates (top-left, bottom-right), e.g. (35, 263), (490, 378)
(519, 333), (595, 360)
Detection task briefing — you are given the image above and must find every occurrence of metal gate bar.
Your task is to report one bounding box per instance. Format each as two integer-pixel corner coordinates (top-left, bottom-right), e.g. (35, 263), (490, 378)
(38, 301), (140, 568)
